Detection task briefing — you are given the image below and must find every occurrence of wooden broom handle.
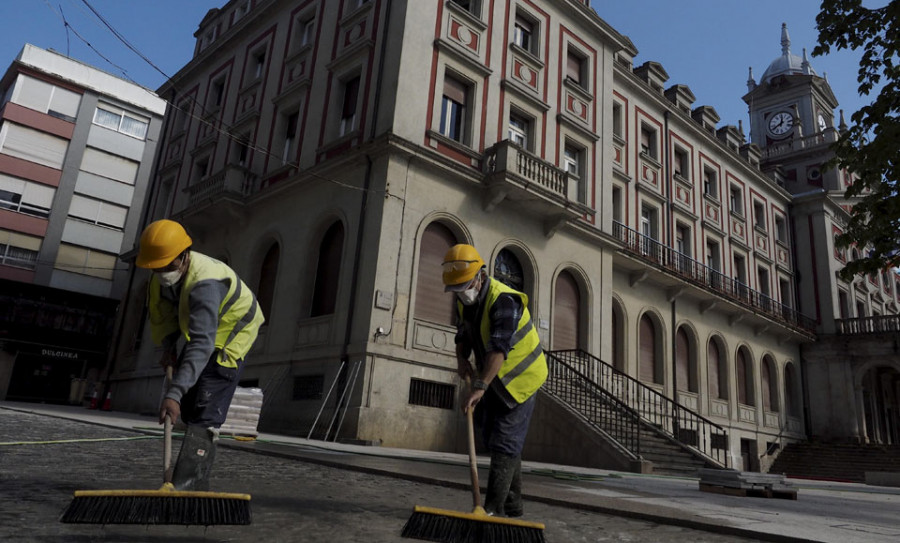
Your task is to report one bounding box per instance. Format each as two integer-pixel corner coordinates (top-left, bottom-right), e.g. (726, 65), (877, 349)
(467, 406), (482, 509)
(163, 365), (174, 484)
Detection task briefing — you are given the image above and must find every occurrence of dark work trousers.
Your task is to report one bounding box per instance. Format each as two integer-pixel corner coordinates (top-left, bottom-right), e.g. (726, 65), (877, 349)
(179, 350), (244, 428)
(475, 387), (537, 457)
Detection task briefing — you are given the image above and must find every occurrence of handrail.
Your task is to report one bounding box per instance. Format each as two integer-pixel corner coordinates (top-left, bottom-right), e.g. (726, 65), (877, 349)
(835, 315), (900, 335)
(543, 352), (642, 458)
(612, 221), (815, 332)
(549, 349), (729, 468)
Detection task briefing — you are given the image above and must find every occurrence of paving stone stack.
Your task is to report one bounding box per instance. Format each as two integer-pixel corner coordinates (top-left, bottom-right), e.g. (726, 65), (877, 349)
(768, 441), (900, 483)
(220, 386), (263, 438)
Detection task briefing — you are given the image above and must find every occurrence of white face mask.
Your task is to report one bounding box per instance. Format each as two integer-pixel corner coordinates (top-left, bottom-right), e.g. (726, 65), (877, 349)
(156, 268), (184, 287)
(457, 287), (479, 306)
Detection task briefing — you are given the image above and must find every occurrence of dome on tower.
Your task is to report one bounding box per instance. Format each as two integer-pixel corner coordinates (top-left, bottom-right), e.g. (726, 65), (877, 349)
(760, 23), (817, 83)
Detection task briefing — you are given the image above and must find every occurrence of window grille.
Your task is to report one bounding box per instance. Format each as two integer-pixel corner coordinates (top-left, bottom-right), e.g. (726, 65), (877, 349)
(408, 378), (454, 410)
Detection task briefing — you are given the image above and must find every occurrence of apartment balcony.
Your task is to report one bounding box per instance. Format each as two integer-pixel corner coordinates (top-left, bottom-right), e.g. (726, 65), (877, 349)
(612, 221), (816, 335)
(761, 128), (840, 161)
(482, 140), (594, 235)
(180, 164), (261, 228)
(835, 315), (900, 335)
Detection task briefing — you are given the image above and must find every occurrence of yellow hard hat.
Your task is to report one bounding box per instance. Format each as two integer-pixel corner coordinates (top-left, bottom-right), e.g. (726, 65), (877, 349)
(135, 219), (193, 269)
(442, 244), (485, 290)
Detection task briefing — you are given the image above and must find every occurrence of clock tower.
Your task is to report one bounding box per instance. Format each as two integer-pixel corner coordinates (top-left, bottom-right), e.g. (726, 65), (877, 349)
(743, 23), (843, 194)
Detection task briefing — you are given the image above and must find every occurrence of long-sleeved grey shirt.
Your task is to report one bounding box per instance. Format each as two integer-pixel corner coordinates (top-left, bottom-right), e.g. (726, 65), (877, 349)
(160, 276), (230, 403)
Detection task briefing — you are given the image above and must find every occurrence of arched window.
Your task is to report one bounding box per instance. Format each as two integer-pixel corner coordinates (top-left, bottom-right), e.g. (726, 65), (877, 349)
(552, 270), (580, 350)
(762, 355), (779, 412)
(311, 222), (344, 317)
(494, 248), (524, 291)
(612, 300), (625, 372)
(414, 223), (457, 325)
(675, 326), (695, 392)
(737, 347), (754, 406)
(257, 243), (280, 321)
(639, 314), (660, 384)
(784, 362), (799, 417)
(708, 338), (727, 400)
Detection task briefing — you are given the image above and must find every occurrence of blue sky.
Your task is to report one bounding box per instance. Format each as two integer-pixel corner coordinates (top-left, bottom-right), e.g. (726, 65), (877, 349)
(0, 1), (873, 135)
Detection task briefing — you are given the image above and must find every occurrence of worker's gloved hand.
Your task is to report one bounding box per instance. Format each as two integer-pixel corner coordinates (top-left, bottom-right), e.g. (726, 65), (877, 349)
(159, 397), (181, 425)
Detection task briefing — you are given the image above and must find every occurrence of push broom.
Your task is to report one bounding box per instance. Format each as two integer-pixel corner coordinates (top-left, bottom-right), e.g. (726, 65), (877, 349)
(60, 367), (251, 525)
(401, 381), (545, 543)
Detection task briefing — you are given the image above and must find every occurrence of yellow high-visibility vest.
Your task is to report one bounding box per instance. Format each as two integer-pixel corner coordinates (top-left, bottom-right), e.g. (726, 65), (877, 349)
(457, 279), (547, 403)
(148, 252), (264, 368)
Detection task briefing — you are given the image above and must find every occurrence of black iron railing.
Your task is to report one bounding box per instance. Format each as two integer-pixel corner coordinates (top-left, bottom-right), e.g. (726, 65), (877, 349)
(543, 352), (642, 458)
(613, 221), (815, 333)
(836, 315), (900, 335)
(549, 349), (730, 467)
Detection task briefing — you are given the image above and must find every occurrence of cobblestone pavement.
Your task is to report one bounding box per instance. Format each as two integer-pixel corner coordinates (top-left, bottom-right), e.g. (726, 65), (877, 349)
(0, 409), (762, 542)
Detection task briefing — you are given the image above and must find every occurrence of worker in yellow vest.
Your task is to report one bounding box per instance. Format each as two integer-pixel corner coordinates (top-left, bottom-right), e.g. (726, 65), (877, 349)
(135, 219), (264, 490)
(442, 243), (547, 518)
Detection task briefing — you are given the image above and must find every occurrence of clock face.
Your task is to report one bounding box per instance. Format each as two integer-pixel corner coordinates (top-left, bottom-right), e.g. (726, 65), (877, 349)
(817, 113), (827, 131)
(768, 112), (793, 136)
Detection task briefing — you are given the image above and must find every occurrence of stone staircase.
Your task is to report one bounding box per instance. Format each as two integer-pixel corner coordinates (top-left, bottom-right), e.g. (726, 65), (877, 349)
(638, 424), (710, 476)
(768, 441), (900, 483)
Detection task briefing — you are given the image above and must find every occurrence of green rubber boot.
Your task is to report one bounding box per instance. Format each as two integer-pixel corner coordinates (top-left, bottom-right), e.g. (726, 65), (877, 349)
(171, 425), (218, 491)
(483, 453), (519, 516)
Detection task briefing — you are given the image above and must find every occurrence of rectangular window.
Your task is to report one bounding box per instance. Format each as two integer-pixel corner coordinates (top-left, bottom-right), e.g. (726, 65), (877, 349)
(450, 0), (480, 16)
(0, 122), (69, 168)
(211, 78), (226, 107)
(673, 147), (689, 179)
(730, 185), (743, 215)
(566, 50), (585, 87)
(640, 206), (659, 258)
(340, 76), (360, 136)
(758, 266), (771, 297)
(282, 112), (299, 163)
(612, 186), (622, 223)
(612, 102), (623, 139)
(706, 240), (720, 271)
(92, 104), (150, 140)
(295, 16), (315, 49)
(10, 74), (81, 121)
(508, 111), (529, 149)
(54, 243), (116, 280)
(193, 157), (209, 184)
(0, 173), (55, 218)
(754, 202), (766, 230)
(703, 167), (718, 198)
(80, 148), (139, 185)
(69, 194), (128, 230)
(235, 137), (250, 167)
(775, 215), (786, 243)
(0, 228), (41, 270)
(640, 124), (657, 159)
(440, 74), (468, 143)
(675, 224), (691, 257)
(564, 144), (581, 178)
(513, 15), (533, 52)
(251, 49), (266, 80)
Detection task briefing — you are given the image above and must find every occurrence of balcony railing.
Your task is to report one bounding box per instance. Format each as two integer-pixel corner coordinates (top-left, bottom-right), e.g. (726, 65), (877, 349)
(761, 128), (839, 160)
(613, 221), (815, 332)
(484, 140), (568, 197)
(835, 315), (900, 335)
(186, 164), (259, 207)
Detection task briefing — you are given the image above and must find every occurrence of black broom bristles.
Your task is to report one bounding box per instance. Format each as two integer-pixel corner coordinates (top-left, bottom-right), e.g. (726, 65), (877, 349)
(60, 491), (251, 525)
(402, 508), (546, 543)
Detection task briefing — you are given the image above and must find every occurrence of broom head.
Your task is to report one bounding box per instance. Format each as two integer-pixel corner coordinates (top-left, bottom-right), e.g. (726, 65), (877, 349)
(402, 504), (545, 543)
(60, 485), (251, 525)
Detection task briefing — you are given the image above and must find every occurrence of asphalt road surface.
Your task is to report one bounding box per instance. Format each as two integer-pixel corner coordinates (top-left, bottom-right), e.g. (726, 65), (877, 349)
(0, 408), (762, 542)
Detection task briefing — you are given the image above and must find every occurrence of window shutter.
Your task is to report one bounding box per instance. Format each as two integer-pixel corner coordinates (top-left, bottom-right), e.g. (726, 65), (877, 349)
(566, 52), (581, 84)
(414, 223), (456, 326)
(676, 327), (690, 391)
(1, 123), (69, 169)
(737, 349), (748, 405)
(708, 340), (721, 399)
(311, 222), (344, 317)
(784, 364), (796, 416)
(639, 315), (656, 383)
(443, 76), (467, 105)
(552, 271), (579, 350)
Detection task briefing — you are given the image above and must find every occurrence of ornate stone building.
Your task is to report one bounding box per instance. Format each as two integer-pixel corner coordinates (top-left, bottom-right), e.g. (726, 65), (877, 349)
(105, 1), (897, 472)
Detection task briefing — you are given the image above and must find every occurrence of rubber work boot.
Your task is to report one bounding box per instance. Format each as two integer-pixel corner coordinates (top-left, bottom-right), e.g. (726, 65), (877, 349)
(503, 456), (524, 517)
(171, 425), (218, 491)
(483, 452), (520, 516)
